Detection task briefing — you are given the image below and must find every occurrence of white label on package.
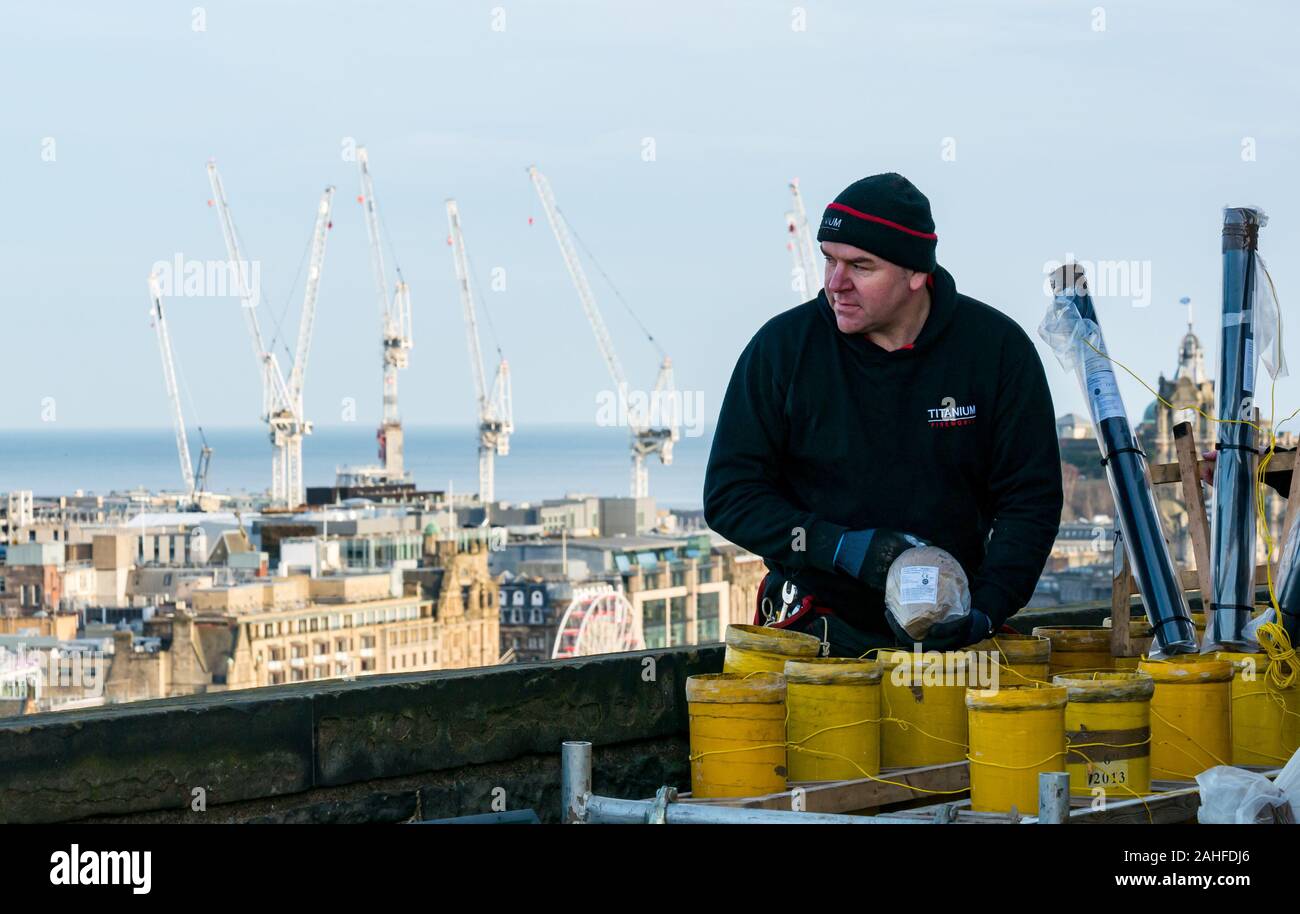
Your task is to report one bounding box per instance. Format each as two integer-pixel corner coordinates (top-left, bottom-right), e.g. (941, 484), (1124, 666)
(1244, 337), (1255, 393)
(899, 566), (939, 605)
(1082, 349), (1125, 423)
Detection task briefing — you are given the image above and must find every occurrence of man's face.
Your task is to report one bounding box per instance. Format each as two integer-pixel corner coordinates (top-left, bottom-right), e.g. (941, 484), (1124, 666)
(822, 241), (927, 335)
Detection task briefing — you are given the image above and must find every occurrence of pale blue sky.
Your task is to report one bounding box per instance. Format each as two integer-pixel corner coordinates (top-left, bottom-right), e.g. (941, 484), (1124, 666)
(2, 1), (1298, 440)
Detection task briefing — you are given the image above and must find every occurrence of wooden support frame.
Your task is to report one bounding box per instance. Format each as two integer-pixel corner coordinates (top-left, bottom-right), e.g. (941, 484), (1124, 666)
(673, 760), (969, 813)
(672, 760), (1283, 824)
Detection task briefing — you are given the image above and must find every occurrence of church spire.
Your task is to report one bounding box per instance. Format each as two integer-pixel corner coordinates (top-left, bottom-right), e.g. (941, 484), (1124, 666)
(1175, 296), (1206, 384)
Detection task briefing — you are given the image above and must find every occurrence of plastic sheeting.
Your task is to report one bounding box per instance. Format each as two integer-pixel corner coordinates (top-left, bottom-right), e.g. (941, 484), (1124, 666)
(1039, 264), (1197, 657)
(1208, 207), (1270, 650)
(1196, 746), (1300, 824)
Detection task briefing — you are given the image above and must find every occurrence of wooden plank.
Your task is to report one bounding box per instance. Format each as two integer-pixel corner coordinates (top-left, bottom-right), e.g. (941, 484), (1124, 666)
(1110, 531), (1133, 658)
(674, 761), (969, 813)
(1065, 785), (1201, 825)
(1282, 441), (1300, 561)
(1125, 563), (1268, 597)
(1148, 448), (1295, 485)
(1173, 422), (1215, 603)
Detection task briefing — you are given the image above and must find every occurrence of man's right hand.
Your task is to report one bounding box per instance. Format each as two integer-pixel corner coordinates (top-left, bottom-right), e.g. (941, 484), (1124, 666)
(1200, 450), (1216, 486)
(832, 528), (929, 590)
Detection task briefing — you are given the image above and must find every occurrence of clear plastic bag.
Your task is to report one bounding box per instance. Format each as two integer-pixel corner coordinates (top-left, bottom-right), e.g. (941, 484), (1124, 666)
(1196, 745), (1300, 824)
(884, 545), (970, 640)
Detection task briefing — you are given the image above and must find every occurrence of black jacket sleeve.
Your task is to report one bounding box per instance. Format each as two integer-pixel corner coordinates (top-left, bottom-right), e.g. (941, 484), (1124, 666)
(702, 331), (848, 573)
(970, 333), (1064, 626)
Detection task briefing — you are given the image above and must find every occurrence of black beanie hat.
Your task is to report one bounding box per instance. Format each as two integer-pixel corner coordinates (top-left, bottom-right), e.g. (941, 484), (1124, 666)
(815, 173), (937, 272)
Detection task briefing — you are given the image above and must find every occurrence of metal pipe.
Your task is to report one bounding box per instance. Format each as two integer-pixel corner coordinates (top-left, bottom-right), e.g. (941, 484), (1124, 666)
(1210, 207), (1266, 649)
(584, 793), (915, 824)
(1045, 265), (1198, 655)
(1036, 771), (1071, 825)
(561, 740), (592, 824)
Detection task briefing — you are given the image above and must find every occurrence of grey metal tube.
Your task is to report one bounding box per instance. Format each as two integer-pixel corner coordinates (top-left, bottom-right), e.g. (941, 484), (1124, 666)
(584, 793), (915, 824)
(1036, 771), (1071, 825)
(561, 740), (592, 824)
(1210, 207), (1264, 649)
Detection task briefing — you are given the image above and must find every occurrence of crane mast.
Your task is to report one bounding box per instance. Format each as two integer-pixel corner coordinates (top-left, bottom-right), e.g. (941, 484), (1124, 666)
(789, 178), (823, 299)
(206, 160), (333, 508)
(148, 271), (196, 498)
(446, 199), (513, 504)
(358, 147), (413, 480)
(528, 165), (677, 498)
(785, 211), (810, 302)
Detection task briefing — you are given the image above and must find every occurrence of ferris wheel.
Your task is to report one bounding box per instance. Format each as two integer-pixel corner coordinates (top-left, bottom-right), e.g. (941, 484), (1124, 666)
(551, 589), (644, 659)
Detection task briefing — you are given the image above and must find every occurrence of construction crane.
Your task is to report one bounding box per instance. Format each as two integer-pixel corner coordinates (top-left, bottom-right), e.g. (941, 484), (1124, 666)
(147, 270), (212, 506)
(528, 165), (679, 498)
(206, 160), (335, 508)
(446, 199), (513, 504)
(787, 178), (822, 301)
(357, 146), (414, 481)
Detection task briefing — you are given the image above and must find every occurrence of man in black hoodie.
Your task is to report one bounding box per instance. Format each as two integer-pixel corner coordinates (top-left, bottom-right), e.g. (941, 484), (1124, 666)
(703, 173), (1063, 655)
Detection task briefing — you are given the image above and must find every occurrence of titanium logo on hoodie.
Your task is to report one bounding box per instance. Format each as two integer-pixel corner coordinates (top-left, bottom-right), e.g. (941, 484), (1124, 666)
(928, 396), (976, 428)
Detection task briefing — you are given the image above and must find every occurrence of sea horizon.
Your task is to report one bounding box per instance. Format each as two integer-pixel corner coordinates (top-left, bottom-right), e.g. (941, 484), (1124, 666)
(0, 423), (716, 510)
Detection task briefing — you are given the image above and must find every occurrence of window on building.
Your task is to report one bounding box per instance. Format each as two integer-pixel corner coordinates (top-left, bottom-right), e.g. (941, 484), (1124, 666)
(512, 590), (524, 606)
(642, 599), (667, 649)
(511, 607), (523, 624)
(270, 672), (285, 685)
(291, 669), (305, 682)
(529, 607), (542, 625)
(361, 657), (375, 672)
(697, 591), (721, 643)
(670, 596), (687, 646)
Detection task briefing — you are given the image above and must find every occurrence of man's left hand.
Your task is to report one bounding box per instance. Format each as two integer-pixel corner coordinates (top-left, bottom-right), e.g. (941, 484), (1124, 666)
(911, 608), (993, 652)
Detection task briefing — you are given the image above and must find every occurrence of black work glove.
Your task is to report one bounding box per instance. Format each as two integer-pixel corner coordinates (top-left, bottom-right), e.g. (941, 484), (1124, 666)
(887, 607), (993, 651)
(832, 528), (929, 590)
